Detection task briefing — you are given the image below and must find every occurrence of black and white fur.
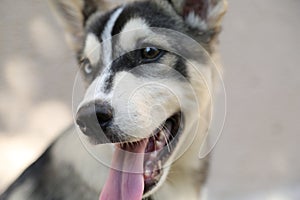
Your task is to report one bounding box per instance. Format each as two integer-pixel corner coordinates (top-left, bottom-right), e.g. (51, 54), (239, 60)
(0, 0), (227, 199)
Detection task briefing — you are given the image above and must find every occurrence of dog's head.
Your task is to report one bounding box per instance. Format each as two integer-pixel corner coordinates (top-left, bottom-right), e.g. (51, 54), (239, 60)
(50, 0), (226, 198)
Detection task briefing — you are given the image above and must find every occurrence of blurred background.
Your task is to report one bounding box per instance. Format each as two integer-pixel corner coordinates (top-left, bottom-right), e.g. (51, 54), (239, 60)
(0, 0), (299, 199)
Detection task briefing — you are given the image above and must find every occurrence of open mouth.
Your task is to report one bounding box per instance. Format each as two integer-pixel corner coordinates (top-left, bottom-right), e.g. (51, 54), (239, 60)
(140, 111), (182, 194)
(99, 112), (183, 200)
(121, 112), (182, 194)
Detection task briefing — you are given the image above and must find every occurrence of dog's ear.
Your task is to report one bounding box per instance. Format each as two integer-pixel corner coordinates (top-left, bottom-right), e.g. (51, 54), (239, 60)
(168, 0), (227, 33)
(48, 0), (99, 53)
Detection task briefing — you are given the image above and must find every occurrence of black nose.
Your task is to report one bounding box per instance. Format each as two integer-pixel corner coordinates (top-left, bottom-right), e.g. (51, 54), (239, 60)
(76, 101), (113, 137)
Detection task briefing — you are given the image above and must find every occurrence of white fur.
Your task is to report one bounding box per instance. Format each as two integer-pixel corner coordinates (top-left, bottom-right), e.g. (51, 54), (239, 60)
(185, 11), (208, 30)
(111, 70), (183, 138)
(84, 33), (101, 65)
(119, 18), (152, 50)
(77, 75), (113, 112)
(78, 8), (124, 110)
(101, 7), (124, 68)
(52, 129), (107, 192)
(207, 1), (227, 29)
(185, 0), (227, 30)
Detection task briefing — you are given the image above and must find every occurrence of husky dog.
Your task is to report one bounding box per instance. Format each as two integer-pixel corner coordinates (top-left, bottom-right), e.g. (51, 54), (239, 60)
(0, 0), (227, 199)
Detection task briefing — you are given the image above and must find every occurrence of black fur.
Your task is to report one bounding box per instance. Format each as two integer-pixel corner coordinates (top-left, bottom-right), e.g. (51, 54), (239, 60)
(0, 126), (99, 200)
(102, 49), (189, 92)
(82, 0), (97, 25)
(111, 1), (181, 37)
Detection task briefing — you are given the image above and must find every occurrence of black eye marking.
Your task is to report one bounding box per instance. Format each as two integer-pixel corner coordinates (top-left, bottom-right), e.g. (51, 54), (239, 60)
(141, 47), (164, 62)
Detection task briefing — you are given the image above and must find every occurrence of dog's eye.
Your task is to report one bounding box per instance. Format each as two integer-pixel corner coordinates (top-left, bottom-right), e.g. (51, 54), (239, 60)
(84, 63), (93, 74)
(81, 59), (93, 75)
(141, 47), (162, 61)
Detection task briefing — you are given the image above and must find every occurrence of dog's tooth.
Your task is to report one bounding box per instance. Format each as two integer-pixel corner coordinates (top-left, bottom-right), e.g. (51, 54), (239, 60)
(156, 140), (164, 149)
(145, 160), (153, 168)
(144, 169), (151, 178)
(150, 151), (157, 159)
(157, 160), (162, 169)
(152, 165), (161, 178)
(158, 131), (165, 141)
(152, 166), (157, 175)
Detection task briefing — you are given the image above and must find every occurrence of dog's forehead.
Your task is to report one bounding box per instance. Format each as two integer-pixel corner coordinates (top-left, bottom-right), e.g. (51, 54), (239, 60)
(82, 1), (181, 58)
(86, 1), (179, 36)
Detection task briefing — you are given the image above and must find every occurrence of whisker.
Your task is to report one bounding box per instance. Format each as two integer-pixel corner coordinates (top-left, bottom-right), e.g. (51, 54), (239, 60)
(160, 124), (172, 153)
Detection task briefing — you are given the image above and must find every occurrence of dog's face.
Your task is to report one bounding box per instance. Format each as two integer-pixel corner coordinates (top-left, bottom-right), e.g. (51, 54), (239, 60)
(51, 0), (226, 198)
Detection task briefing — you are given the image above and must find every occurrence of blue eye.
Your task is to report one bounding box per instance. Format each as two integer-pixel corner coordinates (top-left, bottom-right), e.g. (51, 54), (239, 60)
(141, 47), (162, 61)
(84, 63), (92, 74)
(81, 58), (93, 75)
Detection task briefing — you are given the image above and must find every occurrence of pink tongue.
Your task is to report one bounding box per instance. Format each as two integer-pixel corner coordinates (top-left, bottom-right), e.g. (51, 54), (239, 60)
(99, 140), (147, 200)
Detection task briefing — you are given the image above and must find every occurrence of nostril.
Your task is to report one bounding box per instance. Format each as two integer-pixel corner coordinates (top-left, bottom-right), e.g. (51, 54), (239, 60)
(96, 104), (113, 126)
(76, 118), (86, 132)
